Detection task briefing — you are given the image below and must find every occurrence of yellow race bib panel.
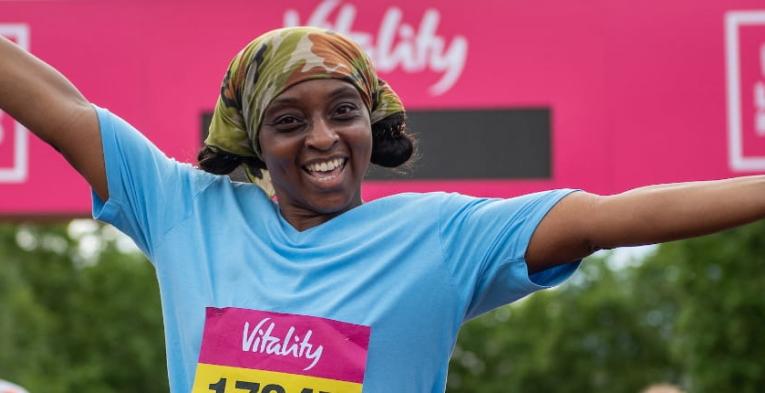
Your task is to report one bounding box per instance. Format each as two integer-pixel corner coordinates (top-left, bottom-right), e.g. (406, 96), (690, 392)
(194, 364), (362, 393)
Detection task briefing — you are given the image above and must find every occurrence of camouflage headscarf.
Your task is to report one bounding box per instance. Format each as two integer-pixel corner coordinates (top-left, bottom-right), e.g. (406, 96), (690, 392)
(205, 26), (405, 195)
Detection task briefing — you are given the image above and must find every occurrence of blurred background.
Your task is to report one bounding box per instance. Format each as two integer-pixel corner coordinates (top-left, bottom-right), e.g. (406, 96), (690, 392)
(1, 0), (764, 392)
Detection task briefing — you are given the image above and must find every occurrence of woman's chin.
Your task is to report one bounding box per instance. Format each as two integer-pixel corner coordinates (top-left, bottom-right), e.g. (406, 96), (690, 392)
(307, 193), (362, 216)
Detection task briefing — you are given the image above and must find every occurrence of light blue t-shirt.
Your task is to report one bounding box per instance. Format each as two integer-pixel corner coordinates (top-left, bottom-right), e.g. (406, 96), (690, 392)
(91, 106), (580, 393)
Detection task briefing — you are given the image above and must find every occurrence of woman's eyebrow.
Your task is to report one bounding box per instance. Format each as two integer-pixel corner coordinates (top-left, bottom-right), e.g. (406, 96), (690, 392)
(264, 98), (303, 119)
(328, 85), (361, 100)
(267, 96), (301, 109)
(266, 85), (361, 117)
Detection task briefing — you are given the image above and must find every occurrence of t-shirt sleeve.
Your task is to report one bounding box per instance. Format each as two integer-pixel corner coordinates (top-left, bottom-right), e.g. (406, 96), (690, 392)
(438, 189), (581, 320)
(90, 105), (215, 258)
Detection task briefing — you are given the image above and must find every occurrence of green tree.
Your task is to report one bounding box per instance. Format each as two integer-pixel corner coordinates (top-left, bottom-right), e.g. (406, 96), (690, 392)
(0, 223), (167, 393)
(2, 221), (764, 392)
(449, 221), (765, 392)
(655, 222), (765, 392)
(448, 259), (681, 393)
(0, 225), (59, 389)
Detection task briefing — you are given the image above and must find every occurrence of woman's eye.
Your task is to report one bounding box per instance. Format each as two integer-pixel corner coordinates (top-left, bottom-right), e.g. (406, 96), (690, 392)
(334, 104), (359, 119)
(271, 115), (303, 130)
(276, 116), (298, 124)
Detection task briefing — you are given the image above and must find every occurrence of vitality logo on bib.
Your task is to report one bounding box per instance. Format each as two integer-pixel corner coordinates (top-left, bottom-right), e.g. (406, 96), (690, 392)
(191, 307), (371, 393)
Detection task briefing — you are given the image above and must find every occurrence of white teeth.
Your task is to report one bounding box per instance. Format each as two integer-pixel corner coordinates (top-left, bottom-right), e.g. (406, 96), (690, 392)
(307, 158), (343, 173)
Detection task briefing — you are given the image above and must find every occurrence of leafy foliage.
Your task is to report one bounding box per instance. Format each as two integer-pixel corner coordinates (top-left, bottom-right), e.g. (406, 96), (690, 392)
(1, 221), (764, 392)
(0, 223), (167, 393)
(449, 221), (765, 392)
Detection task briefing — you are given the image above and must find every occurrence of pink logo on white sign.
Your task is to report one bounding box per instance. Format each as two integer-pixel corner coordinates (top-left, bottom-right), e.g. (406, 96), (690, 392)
(0, 24), (29, 183)
(725, 11), (765, 171)
(283, 0), (468, 96)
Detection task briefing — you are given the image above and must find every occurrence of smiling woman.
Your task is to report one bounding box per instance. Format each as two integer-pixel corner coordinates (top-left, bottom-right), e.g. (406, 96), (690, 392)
(198, 27), (410, 190)
(2, 24), (765, 393)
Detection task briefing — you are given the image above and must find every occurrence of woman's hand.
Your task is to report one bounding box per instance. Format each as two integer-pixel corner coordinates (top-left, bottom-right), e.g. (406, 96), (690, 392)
(0, 36), (106, 200)
(526, 176), (765, 273)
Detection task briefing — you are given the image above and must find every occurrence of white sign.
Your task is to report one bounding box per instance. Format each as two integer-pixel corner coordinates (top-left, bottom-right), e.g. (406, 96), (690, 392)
(0, 24), (29, 183)
(756, 43), (765, 135)
(284, 0), (468, 96)
(725, 11), (765, 171)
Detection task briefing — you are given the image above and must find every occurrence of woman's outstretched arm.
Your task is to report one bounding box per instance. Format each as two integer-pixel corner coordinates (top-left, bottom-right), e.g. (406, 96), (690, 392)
(0, 36), (106, 199)
(526, 176), (765, 273)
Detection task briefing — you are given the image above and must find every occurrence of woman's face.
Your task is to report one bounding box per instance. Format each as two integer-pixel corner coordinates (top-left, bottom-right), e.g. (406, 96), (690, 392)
(258, 79), (372, 228)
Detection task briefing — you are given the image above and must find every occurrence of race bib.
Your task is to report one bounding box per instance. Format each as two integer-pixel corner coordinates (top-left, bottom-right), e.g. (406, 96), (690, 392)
(191, 307), (371, 393)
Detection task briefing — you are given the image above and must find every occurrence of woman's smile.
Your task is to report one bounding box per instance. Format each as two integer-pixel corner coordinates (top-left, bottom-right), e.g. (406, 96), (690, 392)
(302, 157), (348, 184)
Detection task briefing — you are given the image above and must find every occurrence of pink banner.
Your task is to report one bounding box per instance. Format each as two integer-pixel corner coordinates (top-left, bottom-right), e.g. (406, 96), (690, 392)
(1, 0), (764, 215)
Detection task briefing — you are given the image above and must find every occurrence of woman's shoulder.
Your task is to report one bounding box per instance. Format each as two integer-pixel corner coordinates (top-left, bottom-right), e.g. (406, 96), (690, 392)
(193, 171), (272, 201)
(362, 191), (472, 216)
(371, 191), (458, 204)
(369, 189), (577, 219)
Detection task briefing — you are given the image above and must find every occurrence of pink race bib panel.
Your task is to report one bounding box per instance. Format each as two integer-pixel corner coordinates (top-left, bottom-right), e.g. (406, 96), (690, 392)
(191, 307), (371, 393)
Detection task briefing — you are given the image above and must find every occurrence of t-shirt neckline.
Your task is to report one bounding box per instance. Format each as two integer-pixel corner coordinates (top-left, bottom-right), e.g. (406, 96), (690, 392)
(270, 194), (389, 239)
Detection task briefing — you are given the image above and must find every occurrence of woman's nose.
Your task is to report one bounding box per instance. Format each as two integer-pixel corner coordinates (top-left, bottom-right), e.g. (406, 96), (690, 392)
(306, 118), (339, 150)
